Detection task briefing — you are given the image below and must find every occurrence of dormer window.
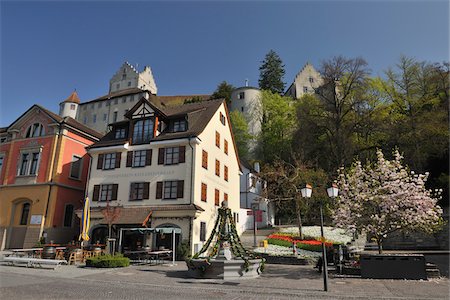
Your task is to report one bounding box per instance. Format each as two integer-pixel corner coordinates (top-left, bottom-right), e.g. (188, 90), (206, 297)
(173, 120), (186, 132)
(26, 123), (44, 138)
(132, 118), (154, 144)
(115, 128), (126, 139)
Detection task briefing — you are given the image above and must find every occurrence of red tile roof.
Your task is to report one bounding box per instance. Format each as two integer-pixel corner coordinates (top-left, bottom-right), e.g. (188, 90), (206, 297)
(62, 91), (80, 104)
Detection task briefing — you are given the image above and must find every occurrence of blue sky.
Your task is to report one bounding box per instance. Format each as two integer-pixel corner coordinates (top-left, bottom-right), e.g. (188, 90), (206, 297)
(1, 1), (448, 126)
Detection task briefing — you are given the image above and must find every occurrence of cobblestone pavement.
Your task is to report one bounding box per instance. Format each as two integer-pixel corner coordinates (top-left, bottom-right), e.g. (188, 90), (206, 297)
(0, 263), (449, 299)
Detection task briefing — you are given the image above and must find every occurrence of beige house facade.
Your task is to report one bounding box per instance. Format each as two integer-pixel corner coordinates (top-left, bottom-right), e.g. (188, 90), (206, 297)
(285, 62), (323, 99)
(84, 97), (241, 255)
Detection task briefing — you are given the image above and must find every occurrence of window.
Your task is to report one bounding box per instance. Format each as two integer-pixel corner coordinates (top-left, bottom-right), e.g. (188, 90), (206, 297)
(93, 184), (118, 201)
(233, 212), (239, 223)
(91, 103), (94, 109)
(202, 150), (208, 169)
(158, 146), (185, 165)
(303, 86), (308, 93)
(115, 128), (126, 139)
(103, 153), (116, 170)
(241, 107), (244, 112)
(126, 150), (152, 167)
(98, 102), (102, 108)
(156, 180), (184, 199)
(309, 76), (314, 83)
(133, 150), (146, 167)
(83, 116), (88, 124)
(131, 95), (135, 102)
(164, 181), (178, 199)
(128, 81), (131, 87)
(69, 155), (82, 179)
(116, 84), (120, 90)
(19, 151), (40, 176)
(114, 99), (119, 105)
(238, 92), (245, 99)
(129, 182), (149, 200)
(200, 222), (206, 242)
(224, 193), (228, 202)
(215, 131), (220, 148)
(113, 111), (118, 122)
(0, 155), (4, 175)
(224, 140), (228, 155)
(220, 112), (226, 125)
(215, 159), (220, 177)
(97, 153), (121, 170)
(224, 165), (228, 182)
(124, 109), (129, 115)
(215, 189), (220, 206)
(201, 183), (207, 202)
(83, 106), (87, 111)
(20, 203), (30, 225)
(26, 123), (44, 138)
(63, 204), (74, 227)
(122, 97), (127, 103)
(132, 119), (154, 144)
(93, 114), (97, 123)
(165, 147), (179, 165)
(70, 104), (76, 110)
(103, 114), (107, 121)
(173, 120), (187, 132)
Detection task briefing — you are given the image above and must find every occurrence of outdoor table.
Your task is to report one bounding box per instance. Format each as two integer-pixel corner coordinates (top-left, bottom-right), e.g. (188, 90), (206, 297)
(11, 248), (43, 258)
(124, 249), (172, 264)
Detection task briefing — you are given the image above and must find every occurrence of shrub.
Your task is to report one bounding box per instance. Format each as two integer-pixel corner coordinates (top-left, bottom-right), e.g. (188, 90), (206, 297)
(86, 254), (130, 268)
(267, 238), (292, 248)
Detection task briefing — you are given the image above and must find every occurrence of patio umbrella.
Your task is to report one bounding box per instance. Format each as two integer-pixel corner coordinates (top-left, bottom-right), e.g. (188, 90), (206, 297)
(79, 196), (90, 242)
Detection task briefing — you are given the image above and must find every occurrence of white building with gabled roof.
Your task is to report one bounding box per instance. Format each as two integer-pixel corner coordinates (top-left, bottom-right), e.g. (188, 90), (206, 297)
(83, 96), (242, 256)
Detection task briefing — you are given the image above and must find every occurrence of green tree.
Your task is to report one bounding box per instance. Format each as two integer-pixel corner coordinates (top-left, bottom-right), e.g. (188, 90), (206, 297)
(258, 50), (286, 94)
(229, 110), (251, 161)
(211, 81), (234, 104)
(261, 158), (329, 238)
(257, 90), (296, 163)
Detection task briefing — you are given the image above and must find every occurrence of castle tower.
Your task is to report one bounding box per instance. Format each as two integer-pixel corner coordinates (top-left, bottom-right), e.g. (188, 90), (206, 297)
(109, 62), (158, 95)
(59, 91), (80, 118)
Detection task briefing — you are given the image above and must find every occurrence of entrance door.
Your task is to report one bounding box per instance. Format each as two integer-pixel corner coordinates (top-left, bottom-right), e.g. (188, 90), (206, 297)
(155, 232), (180, 251)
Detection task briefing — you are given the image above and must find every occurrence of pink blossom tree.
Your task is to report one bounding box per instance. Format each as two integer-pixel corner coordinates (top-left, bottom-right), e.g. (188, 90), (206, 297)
(333, 149), (443, 254)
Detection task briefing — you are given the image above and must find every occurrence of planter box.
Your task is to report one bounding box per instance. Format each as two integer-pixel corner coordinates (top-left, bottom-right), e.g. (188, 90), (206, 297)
(258, 253), (309, 265)
(360, 254), (427, 280)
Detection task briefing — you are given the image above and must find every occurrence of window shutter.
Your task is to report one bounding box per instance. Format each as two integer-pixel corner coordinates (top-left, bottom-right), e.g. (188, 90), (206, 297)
(156, 182), (163, 199)
(179, 146), (185, 163)
(93, 185), (100, 201)
(201, 183), (207, 202)
(215, 159), (220, 177)
(143, 182), (150, 199)
(145, 149), (152, 166)
(177, 180), (184, 198)
(215, 131), (220, 148)
(224, 165), (228, 181)
(202, 150), (208, 169)
(112, 184), (118, 200)
(215, 189), (220, 206)
(158, 148), (165, 165)
(129, 183), (135, 200)
(115, 152), (121, 168)
(224, 140), (228, 155)
(126, 151), (133, 167)
(97, 154), (104, 169)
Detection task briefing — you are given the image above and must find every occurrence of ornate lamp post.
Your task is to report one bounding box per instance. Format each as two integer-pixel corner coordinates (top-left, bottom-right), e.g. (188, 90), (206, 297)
(300, 183), (339, 292)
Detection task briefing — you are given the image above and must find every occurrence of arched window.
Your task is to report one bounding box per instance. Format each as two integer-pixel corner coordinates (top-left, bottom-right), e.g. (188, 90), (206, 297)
(20, 203), (30, 225)
(26, 123), (44, 138)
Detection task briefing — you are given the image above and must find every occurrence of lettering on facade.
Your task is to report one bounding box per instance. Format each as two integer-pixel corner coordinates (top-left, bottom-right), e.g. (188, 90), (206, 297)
(104, 170), (175, 179)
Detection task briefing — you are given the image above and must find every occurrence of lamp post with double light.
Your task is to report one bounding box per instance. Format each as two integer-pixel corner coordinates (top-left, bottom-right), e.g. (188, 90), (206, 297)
(300, 183), (338, 292)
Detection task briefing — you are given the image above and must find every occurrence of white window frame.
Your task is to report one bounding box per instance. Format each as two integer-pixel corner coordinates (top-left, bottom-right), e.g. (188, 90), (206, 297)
(26, 123), (45, 138)
(163, 181), (178, 199)
(103, 153), (116, 170)
(17, 148), (42, 177)
(100, 184), (114, 201)
(165, 147), (179, 165)
(133, 150), (146, 167)
(69, 155), (83, 180)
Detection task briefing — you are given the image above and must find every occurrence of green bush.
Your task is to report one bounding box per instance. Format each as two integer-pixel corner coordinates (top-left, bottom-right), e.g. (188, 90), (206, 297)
(86, 254), (130, 268)
(267, 238), (292, 248)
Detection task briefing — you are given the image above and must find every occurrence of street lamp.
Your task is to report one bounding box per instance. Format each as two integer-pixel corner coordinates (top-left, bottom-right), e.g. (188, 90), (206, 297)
(300, 183), (339, 292)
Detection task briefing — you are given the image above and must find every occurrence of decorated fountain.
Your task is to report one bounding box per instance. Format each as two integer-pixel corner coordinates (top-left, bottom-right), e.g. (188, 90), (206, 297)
(186, 201), (265, 279)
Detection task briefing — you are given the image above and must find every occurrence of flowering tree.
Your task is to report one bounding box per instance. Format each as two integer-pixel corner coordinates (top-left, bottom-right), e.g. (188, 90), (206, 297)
(333, 149), (443, 253)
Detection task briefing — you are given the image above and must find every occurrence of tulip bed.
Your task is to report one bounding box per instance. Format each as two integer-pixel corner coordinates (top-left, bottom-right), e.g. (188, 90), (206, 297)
(267, 233), (335, 252)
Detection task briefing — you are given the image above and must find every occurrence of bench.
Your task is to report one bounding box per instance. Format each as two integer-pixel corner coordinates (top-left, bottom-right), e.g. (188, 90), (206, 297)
(3, 257), (67, 269)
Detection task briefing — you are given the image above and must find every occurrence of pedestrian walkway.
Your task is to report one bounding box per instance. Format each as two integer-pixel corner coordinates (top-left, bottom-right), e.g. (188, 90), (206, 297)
(0, 261), (448, 299)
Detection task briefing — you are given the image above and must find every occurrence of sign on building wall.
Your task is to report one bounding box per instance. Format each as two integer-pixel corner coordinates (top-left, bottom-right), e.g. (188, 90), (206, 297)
(30, 215), (43, 225)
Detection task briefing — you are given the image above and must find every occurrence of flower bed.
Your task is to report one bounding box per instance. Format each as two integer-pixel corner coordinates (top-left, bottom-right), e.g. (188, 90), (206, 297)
(267, 233), (334, 252)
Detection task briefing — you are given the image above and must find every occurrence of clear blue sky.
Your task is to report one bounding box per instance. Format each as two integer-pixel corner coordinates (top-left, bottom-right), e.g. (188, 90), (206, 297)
(1, 1), (448, 126)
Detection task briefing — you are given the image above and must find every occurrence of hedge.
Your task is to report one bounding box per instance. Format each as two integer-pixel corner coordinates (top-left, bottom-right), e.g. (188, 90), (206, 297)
(86, 254), (130, 268)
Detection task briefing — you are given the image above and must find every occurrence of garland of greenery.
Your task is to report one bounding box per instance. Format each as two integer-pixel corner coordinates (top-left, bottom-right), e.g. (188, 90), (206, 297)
(187, 205), (266, 274)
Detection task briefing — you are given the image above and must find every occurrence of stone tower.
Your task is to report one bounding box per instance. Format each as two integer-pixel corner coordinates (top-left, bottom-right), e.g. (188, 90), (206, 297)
(59, 90), (80, 118)
(109, 62), (158, 95)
